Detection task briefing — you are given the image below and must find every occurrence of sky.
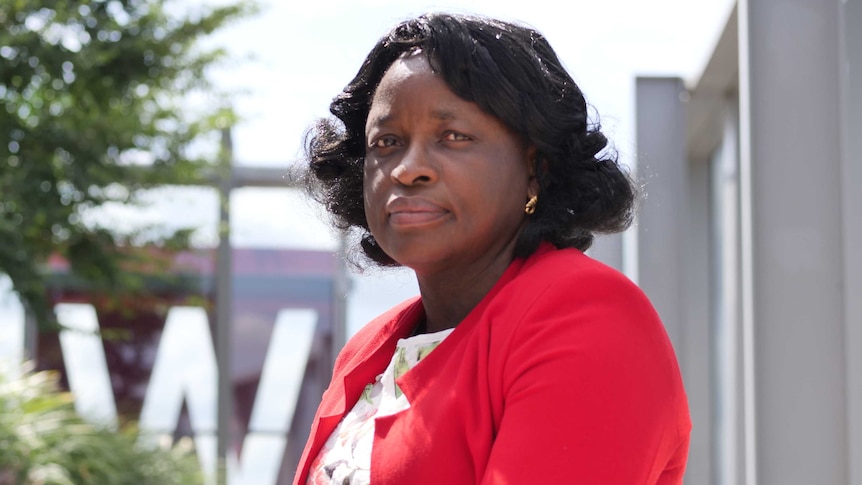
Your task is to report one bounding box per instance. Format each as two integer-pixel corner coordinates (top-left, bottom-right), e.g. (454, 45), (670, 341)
(0, 0), (737, 360)
(216, 0), (736, 168)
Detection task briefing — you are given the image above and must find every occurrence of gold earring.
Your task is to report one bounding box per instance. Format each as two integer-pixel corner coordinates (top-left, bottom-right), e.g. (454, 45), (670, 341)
(525, 195), (538, 215)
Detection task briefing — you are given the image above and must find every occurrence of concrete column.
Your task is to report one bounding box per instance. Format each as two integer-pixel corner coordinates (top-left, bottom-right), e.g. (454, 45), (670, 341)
(635, 77), (688, 350)
(636, 77), (712, 485)
(684, 154), (714, 485)
(840, 1), (862, 484)
(711, 100), (745, 485)
(738, 0), (849, 483)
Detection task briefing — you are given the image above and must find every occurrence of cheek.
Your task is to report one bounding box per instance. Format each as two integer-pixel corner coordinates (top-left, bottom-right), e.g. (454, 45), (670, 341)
(363, 166), (385, 217)
(483, 159), (530, 200)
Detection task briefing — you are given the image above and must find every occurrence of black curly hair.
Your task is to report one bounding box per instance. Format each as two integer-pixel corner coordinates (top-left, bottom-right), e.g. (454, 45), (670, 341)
(302, 12), (636, 267)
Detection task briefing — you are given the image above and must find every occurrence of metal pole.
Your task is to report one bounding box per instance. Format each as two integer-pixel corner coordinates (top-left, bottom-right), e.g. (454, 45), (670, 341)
(23, 307), (37, 361)
(331, 232), (350, 367)
(215, 127), (234, 485)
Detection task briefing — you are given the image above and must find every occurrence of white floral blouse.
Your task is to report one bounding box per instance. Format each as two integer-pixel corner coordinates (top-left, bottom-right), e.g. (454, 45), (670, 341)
(306, 327), (454, 485)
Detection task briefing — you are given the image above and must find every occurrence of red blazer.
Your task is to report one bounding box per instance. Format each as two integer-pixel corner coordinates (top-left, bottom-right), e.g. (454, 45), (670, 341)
(294, 245), (690, 484)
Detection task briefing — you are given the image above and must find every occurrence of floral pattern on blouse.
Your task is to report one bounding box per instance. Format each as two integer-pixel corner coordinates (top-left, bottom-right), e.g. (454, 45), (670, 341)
(307, 327), (454, 485)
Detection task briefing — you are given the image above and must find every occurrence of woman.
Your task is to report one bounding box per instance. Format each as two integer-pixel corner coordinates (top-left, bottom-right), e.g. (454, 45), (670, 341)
(295, 13), (690, 485)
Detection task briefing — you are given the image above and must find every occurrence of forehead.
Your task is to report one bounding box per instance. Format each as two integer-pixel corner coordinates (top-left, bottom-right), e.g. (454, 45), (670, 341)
(372, 53), (436, 101)
(366, 53), (465, 128)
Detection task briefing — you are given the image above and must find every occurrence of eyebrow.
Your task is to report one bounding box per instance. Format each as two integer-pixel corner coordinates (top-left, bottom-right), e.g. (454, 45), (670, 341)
(430, 109), (457, 121)
(367, 108), (459, 128)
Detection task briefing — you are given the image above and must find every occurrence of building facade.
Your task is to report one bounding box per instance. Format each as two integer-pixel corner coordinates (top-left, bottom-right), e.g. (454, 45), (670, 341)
(629, 1), (862, 483)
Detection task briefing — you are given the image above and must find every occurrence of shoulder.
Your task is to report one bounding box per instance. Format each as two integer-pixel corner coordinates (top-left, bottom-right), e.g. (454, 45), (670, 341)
(527, 246), (635, 288)
(503, 246), (654, 320)
(490, 246), (689, 432)
(490, 246), (680, 391)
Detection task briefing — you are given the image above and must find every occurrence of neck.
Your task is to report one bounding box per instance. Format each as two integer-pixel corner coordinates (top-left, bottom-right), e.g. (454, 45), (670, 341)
(415, 249), (515, 334)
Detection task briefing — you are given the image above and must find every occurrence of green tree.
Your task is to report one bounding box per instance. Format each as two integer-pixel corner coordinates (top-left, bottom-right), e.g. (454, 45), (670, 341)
(0, 0), (254, 328)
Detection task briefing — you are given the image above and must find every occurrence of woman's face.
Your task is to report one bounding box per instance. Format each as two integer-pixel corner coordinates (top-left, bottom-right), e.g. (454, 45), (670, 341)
(363, 53), (535, 276)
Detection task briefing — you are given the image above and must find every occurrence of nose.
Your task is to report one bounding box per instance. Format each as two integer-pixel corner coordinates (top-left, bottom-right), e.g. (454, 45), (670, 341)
(391, 144), (437, 186)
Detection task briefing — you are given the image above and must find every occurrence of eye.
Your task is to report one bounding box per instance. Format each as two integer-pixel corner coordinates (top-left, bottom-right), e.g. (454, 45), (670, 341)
(442, 131), (471, 142)
(369, 135), (400, 149)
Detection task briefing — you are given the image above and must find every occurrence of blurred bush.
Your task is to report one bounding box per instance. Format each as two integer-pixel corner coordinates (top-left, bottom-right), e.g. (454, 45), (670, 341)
(0, 366), (203, 484)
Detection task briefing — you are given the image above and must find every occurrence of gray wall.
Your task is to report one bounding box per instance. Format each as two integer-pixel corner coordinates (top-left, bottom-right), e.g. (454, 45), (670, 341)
(635, 1), (862, 484)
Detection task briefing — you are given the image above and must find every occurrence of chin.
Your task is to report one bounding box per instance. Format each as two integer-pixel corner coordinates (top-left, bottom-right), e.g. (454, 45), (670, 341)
(387, 248), (456, 274)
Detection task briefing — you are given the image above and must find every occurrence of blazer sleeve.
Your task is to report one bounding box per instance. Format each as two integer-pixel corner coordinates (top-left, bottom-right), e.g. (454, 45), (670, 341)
(481, 269), (691, 485)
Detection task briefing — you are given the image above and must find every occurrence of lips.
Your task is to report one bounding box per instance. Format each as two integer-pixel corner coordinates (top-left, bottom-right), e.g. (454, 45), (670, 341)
(386, 197), (448, 226)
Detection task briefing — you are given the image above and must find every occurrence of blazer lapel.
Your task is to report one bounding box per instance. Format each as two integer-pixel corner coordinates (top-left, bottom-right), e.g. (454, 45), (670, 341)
(294, 297), (423, 484)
